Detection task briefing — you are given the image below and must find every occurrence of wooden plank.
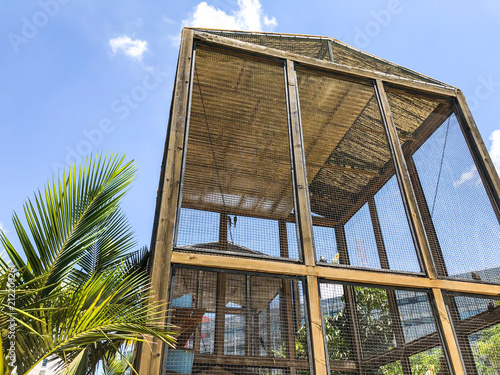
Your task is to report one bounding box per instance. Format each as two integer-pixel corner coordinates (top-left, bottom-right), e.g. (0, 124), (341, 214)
(287, 58), (327, 374)
(375, 79), (437, 280)
(193, 353), (310, 369)
(454, 303), (500, 335)
(134, 28), (194, 375)
(171, 251), (500, 296)
(193, 30), (457, 99)
(361, 331), (440, 369)
(306, 275), (328, 375)
(368, 197), (390, 270)
(455, 90), (500, 217)
(286, 59), (315, 266)
(245, 276), (252, 356)
(432, 288), (465, 375)
(214, 272), (227, 356)
(445, 294), (480, 375)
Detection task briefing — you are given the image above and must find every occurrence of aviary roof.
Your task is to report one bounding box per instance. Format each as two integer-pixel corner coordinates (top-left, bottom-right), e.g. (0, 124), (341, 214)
(191, 28), (453, 89)
(181, 28), (454, 224)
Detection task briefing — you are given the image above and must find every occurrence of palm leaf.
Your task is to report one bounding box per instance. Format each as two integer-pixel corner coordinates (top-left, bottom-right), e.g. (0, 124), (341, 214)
(0, 153), (177, 374)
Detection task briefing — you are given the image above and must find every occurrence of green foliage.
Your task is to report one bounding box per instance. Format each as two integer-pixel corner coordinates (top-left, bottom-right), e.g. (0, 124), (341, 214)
(472, 323), (500, 374)
(0, 154), (176, 375)
(353, 287), (394, 358)
(409, 347), (443, 375)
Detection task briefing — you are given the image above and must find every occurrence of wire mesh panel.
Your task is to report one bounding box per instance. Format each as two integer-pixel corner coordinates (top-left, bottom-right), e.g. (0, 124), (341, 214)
(387, 88), (500, 283)
(445, 293), (500, 374)
(319, 282), (449, 374)
(168, 267), (310, 374)
(198, 29), (332, 62)
(328, 40), (444, 86)
(295, 66), (421, 273)
(197, 29), (448, 87)
(176, 43), (301, 261)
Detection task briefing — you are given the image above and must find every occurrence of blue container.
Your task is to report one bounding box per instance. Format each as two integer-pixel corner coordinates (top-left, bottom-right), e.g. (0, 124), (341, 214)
(172, 294), (193, 308)
(165, 349), (195, 374)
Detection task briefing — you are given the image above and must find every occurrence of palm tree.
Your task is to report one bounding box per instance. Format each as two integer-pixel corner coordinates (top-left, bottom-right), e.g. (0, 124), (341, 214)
(0, 153), (176, 374)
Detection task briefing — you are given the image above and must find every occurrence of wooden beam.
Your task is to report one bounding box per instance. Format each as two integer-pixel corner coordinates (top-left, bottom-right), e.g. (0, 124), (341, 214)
(455, 91), (500, 218)
(193, 30), (458, 99)
(193, 353), (309, 369)
(134, 28), (195, 375)
(214, 272), (227, 356)
(287, 58), (327, 375)
(361, 331), (440, 369)
(445, 294), (480, 375)
(368, 197), (390, 270)
(245, 275), (252, 356)
(306, 275), (328, 375)
(171, 251), (500, 297)
(286, 59), (315, 266)
(454, 304), (500, 335)
(375, 79), (437, 280)
(432, 288), (465, 375)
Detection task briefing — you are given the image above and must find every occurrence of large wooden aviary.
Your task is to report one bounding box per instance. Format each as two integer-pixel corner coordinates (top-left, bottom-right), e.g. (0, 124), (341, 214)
(134, 28), (500, 375)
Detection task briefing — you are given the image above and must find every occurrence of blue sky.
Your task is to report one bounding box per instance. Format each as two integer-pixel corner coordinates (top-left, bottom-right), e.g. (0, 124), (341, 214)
(1, 0), (500, 253)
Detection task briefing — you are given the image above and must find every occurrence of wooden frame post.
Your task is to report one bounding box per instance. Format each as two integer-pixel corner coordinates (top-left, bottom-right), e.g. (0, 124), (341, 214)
(286, 59), (328, 375)
(455, 90), (500, 208)
(376, 79), (466, 375)
(375, 79), (437, 281)
(134, 28), (195, 375)
(432, 289), (466, 375)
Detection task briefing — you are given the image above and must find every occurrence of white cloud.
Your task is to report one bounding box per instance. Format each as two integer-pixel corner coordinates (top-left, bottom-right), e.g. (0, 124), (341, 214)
(0, 221), (8, 234)
(454, 165), (479, 187)
(490, 129), (500, 175)
(109, 35), (149, 61)
(181, 0), (278, 32)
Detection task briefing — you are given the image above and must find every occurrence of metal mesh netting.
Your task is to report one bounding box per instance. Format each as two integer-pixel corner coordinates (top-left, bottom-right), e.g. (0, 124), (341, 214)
(175, 43), (301, 261)
(328, 41), (445, 86)
(196, 29), (333, 62)
(295, 66), (421, 273)
(387, 89), (500, 283)
(319, 282), (448, 374)
(196, 29), (448, 87)
(167, 267), (310, 374)
(444, 293), (500, 374)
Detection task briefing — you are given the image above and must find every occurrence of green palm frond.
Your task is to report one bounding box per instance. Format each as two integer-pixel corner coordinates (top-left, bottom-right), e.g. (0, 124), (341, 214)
(0, 153), (177, 374)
